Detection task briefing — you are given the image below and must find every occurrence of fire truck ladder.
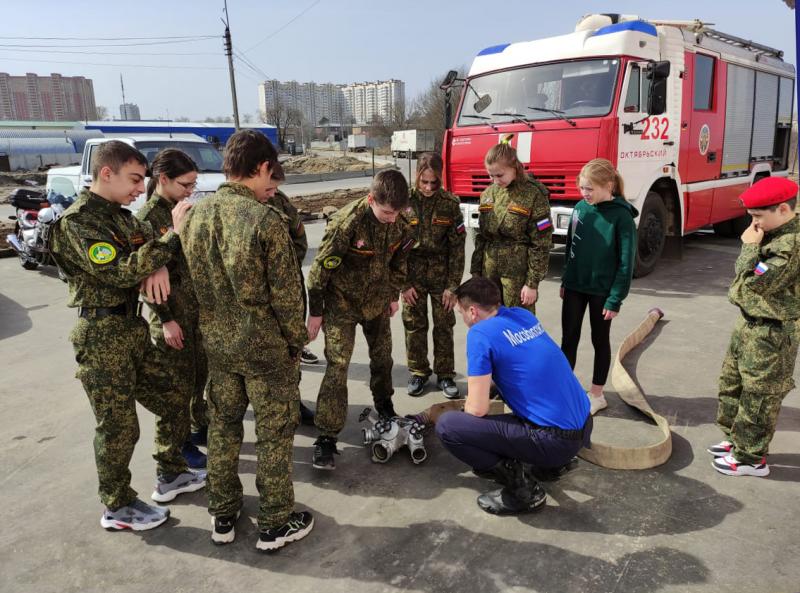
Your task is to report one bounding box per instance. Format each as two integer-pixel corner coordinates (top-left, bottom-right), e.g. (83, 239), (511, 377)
(649, 19), (785, 59)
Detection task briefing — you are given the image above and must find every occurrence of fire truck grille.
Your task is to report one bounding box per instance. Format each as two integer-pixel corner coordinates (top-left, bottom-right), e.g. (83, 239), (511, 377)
(459, 164), (581, 200)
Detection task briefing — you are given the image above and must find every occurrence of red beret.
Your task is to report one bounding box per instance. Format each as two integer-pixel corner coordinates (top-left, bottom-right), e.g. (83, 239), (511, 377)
(740, 177), (798, 208)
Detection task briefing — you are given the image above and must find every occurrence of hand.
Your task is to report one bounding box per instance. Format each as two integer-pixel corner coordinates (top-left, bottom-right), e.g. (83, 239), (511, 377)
(140, 266), (171, 304)
(442, 289), (458, 312)
(741, 221), (764, 245)
(307, 316), (323, 342)
(163, 320), (184, 350)
(602, 308), (618, 321)
(559, 286), (565, 300)
(520, 285), (538, 306)
(387, 300), (400, 317)
(171, 200), (192, 235)
(401, 287), (418, 306)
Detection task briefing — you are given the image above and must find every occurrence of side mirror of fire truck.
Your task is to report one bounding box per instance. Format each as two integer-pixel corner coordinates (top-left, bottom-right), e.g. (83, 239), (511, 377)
(440, 70), (461, 90)
(645, 61), (671, 116)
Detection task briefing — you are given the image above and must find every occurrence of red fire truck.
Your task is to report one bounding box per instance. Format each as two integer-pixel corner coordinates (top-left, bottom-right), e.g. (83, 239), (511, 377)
(440, 13), (795, 276)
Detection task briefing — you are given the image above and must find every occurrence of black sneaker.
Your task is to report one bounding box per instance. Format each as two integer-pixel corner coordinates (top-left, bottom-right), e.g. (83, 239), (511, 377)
(437, 377), (460, 399)
(181, 442), (207, 469)
(407, 375), (427, 397)
(256, 511), (314, 552)
(189, 425), (208, 447)
(300, 348), (319, 364)
(299, 402), (315, 426)
(375, 400), (398, 418)
(312, 436), (339, 470)
(211, 511), (240, 545)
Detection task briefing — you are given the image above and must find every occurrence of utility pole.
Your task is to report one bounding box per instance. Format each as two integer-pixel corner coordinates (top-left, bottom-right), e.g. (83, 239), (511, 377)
(120, 74), (127, 120)
(222, 0), (240, 129)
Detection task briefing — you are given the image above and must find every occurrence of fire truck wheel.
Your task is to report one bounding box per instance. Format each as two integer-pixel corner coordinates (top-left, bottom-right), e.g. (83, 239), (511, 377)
(634, 192), (667, 278)
(728, 213), (752, 236)
(712, 219), (734, 237)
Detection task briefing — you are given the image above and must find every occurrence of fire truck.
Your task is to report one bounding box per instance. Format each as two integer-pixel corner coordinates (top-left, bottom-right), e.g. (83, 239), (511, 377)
(440, 13), (795, 276)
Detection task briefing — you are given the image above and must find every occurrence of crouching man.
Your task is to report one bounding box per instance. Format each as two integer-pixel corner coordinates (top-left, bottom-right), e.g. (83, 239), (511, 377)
(435, 277), (592, 515)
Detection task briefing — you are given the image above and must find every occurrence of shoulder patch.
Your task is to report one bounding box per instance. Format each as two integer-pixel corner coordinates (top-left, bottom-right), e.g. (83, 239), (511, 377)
(536, 218), (552, 231)
(754, 261), (769, 276)
(87, 242), (117, 265)
(323, 255), (342, 269)
(456, 221), (466, 234)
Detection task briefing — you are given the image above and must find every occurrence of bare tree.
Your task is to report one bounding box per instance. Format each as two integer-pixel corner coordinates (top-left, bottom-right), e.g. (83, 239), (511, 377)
(261, 101), (302, 149)
(95, 105), (109, 120)
(784, 0), (795, 8)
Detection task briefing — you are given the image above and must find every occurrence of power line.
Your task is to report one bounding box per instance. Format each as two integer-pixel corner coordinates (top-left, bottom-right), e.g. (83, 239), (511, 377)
(7, 48), (220, 56)
(244, 0), (321, 52)
(1, 35), (217, 41)
(0, 54), (226, 70)
(0, 37), (219, 49)
(234, 49), (269, 80)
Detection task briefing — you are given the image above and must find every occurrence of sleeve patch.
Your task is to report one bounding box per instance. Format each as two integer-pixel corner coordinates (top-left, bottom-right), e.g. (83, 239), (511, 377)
(456, 222), (466, 234)
(87, 242), (117, 265)
(536, 218), (552, 231)
(322, 255), (342, 269)
(508, 204), (531, 217)
(754, 261), (769, 276)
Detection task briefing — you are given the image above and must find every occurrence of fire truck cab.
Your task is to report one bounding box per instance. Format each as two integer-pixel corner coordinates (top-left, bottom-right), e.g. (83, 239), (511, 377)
(441, 13), (795, 276)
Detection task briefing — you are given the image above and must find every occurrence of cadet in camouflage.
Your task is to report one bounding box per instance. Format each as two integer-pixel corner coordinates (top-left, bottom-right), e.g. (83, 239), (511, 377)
(136, 149), (208, 466)
(306, 170), (412, 468)
(49, 142), (193, 514)
(713, 177), (800, 476)
(470, 138), (552, 314)
(401, 153), (466, 397)
(181, 132), (307, 532)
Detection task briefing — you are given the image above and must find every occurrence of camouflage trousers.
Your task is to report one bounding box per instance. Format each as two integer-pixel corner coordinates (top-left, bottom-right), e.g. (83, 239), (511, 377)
(152, 323), (209, 443)
(717, 317), (799, 464)
(402, 285), (456, 379)
(482, 245), (536, 314)
(70, 314), (187, 510)
(206, 366), (300, 529)
(315, 309), (394, 437)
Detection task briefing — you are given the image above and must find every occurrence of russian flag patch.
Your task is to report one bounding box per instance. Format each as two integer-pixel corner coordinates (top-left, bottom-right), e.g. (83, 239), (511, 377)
(537, 218), (552, 231)
(456, 222), (466, 234)
(754, 261), (769, 276)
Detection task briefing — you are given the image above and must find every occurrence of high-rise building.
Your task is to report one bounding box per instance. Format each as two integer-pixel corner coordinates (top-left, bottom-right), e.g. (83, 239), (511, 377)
(0, 72), (97, 121)
(119, 103), (141, 121)
(258, 79), (404, 126)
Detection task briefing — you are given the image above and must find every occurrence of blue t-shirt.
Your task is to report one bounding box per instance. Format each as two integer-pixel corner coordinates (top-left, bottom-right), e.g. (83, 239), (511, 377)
(466, 307), (590, 429)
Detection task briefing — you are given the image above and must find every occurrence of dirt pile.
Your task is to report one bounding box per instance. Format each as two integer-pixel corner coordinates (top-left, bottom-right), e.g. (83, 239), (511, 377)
(289, 188), (366, 218)
(0, 171), (47, 204)
(282, 154), (391, 175)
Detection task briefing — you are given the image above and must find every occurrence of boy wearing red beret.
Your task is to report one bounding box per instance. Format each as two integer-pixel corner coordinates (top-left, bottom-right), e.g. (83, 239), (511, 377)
(710, 176), (799, 477)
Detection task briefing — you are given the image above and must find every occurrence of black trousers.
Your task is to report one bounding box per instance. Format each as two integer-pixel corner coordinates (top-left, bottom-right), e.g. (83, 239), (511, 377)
(560, 288), (612, 386)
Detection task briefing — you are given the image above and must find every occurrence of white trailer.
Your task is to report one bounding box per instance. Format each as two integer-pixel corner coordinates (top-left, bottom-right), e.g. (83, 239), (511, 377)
(391, 129), (436, 159)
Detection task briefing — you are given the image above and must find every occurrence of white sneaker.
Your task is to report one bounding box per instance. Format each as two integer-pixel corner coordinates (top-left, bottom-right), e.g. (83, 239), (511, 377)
(587, 392), (607, 415)
(707, 440), (734, 457)
(151, 470), (207, 503)
(712, 454), (769, 477)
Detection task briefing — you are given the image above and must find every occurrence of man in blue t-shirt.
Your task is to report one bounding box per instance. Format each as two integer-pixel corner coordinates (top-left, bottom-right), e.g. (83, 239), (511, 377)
(435, 277), (592, 515)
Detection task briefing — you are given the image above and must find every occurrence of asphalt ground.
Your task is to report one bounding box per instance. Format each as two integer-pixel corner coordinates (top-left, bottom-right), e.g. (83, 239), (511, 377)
(1, 223), (799, 593)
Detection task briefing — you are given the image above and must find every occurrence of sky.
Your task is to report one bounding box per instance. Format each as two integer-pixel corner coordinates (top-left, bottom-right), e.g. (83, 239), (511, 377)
(1, 0), (796, 121)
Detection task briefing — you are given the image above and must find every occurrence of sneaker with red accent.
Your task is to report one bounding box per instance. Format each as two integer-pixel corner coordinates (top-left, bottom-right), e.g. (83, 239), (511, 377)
(707, 440), (733, 457)
(712, 454), (769, 477)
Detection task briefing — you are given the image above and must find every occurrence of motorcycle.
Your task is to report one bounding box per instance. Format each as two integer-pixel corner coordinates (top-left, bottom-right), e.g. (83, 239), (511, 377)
(6, 187), (74, 281)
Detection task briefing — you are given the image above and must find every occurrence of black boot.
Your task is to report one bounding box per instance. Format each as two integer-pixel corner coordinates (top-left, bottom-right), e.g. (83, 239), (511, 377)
(476, 459), (547, 515)
(526, 457), (579, 482)
(299, 402), (315, 426)
(375, 400), (397, 419)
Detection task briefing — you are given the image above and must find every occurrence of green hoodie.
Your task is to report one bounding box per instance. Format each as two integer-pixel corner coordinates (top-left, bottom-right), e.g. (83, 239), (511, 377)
(562, 196), (638, 312)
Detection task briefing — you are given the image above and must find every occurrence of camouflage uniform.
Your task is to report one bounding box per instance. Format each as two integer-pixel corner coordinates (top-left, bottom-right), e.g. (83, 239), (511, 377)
(49, 190), (188, 510)
(470, 176), (552, 313)
(270, 189), (309, 315)
(717, 216), (800, 464)
(181, 182), (306, 529)
(402, 188), (466, 379)
(136, 194), (208, 445)
(307, 197), (413, 436)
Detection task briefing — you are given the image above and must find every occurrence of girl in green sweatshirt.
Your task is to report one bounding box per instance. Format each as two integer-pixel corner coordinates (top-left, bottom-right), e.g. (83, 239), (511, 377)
(561, 159), (637, 415)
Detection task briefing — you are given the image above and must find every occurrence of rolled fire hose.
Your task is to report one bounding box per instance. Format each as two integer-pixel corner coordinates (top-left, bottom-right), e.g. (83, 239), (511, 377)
(578, 307), (672, 470)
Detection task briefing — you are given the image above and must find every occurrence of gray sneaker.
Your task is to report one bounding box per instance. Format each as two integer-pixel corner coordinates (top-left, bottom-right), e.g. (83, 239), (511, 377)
(100, 498), (170, 531)
(151, 470), (207, 503)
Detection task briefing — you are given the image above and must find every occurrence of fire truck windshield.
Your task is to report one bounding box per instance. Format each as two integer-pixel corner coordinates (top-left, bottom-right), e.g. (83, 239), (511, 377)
(457, 58), (619, 127)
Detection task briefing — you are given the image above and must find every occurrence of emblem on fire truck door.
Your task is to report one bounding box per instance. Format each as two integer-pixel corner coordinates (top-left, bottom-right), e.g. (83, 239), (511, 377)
(698, 124), (710, 156)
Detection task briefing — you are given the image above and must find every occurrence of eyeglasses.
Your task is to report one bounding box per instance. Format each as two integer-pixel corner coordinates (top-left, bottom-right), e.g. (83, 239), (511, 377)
(177, 180), (198, 190)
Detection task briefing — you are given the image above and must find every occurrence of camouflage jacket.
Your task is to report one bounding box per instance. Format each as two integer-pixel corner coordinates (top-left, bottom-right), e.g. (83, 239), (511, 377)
(135, 193), (199, 327)
(729, 216), (800, 322)
(50, 189), (179, 308)
(307, 196), (413, 319)
(269, 189), (308, 265)
(470, 176), (552, 288)
(181, 182), (306, 376)
(404, 188), (466, 292)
